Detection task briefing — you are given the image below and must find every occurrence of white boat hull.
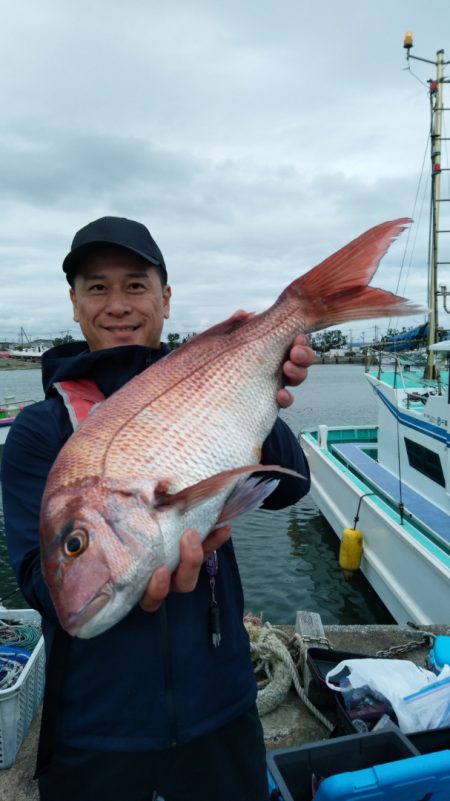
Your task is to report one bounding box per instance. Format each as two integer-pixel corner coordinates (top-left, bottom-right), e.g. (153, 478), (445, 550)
(301, 429), (450, 624)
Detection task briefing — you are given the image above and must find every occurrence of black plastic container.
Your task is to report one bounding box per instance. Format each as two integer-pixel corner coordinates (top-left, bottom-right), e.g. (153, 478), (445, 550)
(334, 689), (398, 734)
(306, 648), (371, 686)
(336, 689), (450, 757)
(305, 648), (372, 708)
(408, 727), (450, 754)
(266, 729), (419, 801)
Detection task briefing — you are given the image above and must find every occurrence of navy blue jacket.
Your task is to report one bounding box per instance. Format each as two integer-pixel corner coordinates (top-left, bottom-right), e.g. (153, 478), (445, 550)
(1, 341), (310, 751)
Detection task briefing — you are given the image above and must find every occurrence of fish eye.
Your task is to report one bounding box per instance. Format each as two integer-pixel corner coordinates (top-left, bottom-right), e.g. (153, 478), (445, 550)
(64, 529), (89, 558)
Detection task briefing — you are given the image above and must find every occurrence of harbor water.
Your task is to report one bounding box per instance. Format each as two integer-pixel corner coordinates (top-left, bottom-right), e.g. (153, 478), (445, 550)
(0, 363), (394, 624)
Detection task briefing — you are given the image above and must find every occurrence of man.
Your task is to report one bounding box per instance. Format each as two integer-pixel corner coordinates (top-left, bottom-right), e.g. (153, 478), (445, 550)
(2, 216), (315, 801)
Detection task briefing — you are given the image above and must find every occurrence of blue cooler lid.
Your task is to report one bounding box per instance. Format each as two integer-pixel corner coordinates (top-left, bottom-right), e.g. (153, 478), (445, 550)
(314, 751), (450, 801)
(429, 636), (450, 673)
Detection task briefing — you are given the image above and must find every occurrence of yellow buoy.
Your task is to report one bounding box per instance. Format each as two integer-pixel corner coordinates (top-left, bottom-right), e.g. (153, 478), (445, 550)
(339, 527), (363, 580)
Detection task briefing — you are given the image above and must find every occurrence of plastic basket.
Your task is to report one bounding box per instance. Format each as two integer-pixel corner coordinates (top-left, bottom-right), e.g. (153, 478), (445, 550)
(0, 608), (45, 769)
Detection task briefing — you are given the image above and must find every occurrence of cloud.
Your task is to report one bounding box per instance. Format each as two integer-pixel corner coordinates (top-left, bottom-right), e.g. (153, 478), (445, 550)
(0, 0), (448, 342)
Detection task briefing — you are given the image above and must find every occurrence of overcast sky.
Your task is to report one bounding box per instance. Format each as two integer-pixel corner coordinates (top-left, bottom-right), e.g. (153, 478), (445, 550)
(1, 0), (449, 345)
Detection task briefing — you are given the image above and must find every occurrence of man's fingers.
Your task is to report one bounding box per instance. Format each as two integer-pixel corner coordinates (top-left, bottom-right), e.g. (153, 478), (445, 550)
(139, 565), (171, 612)
(276, 387), (294, 408)
(170, 529), (203, 593)
(202, 525), (232, 559)
(282, 360), (309, 383)
(140, 526), (232, 612)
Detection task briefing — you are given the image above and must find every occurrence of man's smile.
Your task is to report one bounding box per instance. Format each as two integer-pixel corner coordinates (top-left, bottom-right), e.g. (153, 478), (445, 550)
(103, 325), (140, 331)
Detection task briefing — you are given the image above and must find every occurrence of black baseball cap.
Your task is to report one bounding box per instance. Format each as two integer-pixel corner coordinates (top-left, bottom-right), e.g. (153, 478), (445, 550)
(62, 216), (168, 285)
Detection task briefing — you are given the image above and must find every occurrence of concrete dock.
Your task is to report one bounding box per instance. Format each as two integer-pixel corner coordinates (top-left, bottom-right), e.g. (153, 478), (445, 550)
(1, 621), (448, 801)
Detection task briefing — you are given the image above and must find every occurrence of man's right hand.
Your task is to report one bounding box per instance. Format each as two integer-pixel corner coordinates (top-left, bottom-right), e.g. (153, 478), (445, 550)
(139, 525), (232, 613)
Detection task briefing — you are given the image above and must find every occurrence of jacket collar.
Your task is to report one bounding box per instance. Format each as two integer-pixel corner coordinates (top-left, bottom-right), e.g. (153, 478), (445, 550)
(42, 340), (170, 398)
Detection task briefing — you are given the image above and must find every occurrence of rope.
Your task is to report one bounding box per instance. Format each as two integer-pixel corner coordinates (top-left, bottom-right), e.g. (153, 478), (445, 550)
(0, 655), (27, 689)
(245, 620), (334, 732)
(0, 620), (42, 689)
(0, 621), (41, 650)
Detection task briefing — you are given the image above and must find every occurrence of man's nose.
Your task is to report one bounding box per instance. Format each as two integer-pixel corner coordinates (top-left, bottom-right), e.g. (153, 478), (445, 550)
(105, 290), (131, 314)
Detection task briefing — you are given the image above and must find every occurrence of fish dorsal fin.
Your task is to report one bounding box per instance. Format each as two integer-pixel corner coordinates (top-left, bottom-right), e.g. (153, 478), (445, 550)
(154, 464), (303, 513)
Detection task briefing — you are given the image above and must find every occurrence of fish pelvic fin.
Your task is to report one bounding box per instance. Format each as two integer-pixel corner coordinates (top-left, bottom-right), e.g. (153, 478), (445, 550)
(154, 464), (303, 515)
(283, 218), (425, 331)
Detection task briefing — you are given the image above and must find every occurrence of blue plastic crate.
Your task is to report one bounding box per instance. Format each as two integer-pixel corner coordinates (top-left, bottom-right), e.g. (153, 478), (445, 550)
(314, 750), (450, 801)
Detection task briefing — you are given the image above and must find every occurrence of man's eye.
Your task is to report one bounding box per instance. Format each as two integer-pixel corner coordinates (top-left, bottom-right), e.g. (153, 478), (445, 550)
(88, 284), (106, 292)
(128, 282), (146, 291)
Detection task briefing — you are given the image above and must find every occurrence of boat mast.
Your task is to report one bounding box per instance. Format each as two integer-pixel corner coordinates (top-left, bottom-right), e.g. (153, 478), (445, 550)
(404, 34), (450, 379)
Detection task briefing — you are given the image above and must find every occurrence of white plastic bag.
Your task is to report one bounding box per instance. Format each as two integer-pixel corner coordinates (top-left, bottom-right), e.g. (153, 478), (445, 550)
(325, 658), (436, 731)
(403, 665), (450, 731)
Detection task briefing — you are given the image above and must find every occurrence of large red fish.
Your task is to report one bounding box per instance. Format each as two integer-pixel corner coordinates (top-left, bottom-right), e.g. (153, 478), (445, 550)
(40, 218), (420, 638)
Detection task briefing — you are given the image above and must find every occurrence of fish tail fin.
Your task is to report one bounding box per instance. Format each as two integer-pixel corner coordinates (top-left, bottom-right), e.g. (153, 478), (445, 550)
(283, 218), (424, 331)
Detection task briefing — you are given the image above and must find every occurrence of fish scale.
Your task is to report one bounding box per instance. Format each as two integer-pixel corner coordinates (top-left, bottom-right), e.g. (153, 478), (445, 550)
(105, 346), (280, 487)
(40, 217), (423, 638)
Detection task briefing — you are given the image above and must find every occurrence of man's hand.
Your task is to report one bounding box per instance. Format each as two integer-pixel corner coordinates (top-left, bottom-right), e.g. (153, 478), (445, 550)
(139, 525), (232, 613)
(277, 334), (316, 408)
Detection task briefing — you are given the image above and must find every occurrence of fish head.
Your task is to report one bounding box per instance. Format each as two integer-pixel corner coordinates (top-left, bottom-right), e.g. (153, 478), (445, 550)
(40, 478), (165, 638)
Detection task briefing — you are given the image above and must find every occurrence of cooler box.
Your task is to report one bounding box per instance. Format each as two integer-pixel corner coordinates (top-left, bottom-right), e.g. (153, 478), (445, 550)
(266, 729), (418, 801)
(313, 750), (450, 800)
(408, 726), (450, 754)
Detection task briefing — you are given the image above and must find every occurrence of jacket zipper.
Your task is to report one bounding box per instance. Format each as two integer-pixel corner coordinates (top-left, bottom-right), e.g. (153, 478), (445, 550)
(159, 600), (178, 745)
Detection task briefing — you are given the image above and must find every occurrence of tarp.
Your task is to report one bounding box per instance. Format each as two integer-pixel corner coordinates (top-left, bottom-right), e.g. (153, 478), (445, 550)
(382, 323), (428, 351)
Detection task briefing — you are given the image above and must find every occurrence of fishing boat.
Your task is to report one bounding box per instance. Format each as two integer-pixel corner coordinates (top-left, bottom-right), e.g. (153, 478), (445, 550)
(0, 397), (35, 447)
(300, 38), (450, 625)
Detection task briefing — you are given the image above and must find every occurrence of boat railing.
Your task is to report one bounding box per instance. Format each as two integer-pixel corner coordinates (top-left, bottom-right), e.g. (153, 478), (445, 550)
(0, 398), (36, 420)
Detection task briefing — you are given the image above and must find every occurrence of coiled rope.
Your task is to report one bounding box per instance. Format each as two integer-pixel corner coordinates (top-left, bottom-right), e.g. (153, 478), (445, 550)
(244, 618), (333, 732)
(0, 619), (42, 689)
(0, 621), (41, 650)
(0, 656), (25, 689)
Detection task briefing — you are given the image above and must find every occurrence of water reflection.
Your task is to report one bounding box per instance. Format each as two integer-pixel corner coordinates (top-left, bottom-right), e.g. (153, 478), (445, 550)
(233, 495), (394, 625)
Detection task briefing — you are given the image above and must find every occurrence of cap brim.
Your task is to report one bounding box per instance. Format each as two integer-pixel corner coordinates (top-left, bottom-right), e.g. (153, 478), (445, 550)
(63, 242), (164, 280)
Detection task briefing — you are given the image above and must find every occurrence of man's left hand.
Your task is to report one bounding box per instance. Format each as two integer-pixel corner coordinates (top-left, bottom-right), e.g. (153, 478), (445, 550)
(277, 334), (316, 408)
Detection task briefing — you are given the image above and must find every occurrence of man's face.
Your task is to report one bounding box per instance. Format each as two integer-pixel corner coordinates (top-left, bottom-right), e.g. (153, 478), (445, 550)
(69, 247), (171, 351)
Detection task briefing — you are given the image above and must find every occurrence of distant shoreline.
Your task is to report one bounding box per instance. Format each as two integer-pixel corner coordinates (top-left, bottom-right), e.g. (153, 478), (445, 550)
(0, 355), (376, 371)
(313, 355), (377, 366)
(0, 359), (41, 370)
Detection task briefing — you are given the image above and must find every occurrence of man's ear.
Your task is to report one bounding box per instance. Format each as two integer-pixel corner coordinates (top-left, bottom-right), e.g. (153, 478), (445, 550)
(163, 285), (171, 319)
(69, 288), (79, 323)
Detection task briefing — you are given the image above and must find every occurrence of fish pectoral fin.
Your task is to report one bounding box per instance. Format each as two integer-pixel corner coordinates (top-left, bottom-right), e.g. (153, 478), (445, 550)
(215, 476), (280, 526)
(153, 464), (303, 513)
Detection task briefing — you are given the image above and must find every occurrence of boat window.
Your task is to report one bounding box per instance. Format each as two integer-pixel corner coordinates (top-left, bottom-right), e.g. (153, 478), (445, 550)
(404, 437), (446, 487)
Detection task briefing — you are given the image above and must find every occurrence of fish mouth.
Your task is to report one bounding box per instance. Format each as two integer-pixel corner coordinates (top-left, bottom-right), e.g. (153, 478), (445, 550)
(62, 586), (114, 637)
